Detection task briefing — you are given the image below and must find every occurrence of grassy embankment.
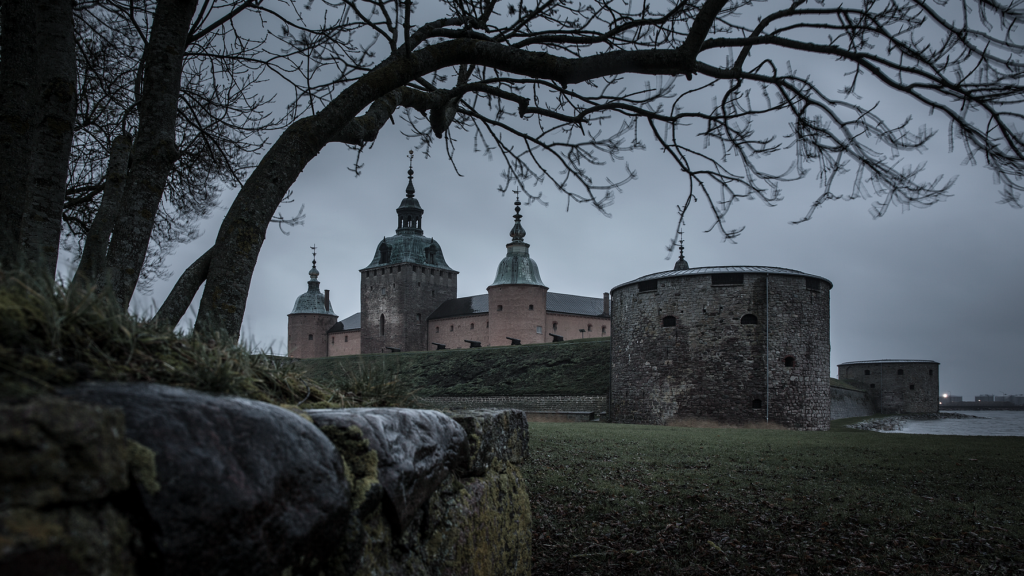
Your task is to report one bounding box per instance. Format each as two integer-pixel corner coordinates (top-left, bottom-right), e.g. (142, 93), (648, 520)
(525, 419), (1024, 575)
(299, 337), (610, 397)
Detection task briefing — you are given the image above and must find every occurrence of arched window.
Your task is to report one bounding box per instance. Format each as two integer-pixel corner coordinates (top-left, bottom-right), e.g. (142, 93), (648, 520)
(379, 314), (385, 336)
(897, 369), (904, 375)
(662, 316), (676, 327)
(752, 398), (762, 409)
(602, 325), (607, 335)
(587, 324), (592, 332)
(470, 323), (475, 330)
(741, 314), (758, 325)
(378, 241), (392, 264)
(784, 356), (796, 367)
(450, 325), (454, 332)
(435, 327), (439, 333)
(416, 313), (422, 322)
(552, 321), (558, 331)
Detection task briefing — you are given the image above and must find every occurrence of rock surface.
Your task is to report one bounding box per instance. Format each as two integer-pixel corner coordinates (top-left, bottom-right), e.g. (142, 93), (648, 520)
(58, 382), (351, 576)
(307, 408), (465, 533)
(446, 409), (529, 476)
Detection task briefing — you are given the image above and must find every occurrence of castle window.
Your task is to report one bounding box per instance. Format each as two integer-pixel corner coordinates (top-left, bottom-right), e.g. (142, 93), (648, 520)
(486, 321), (489, 328)
(417, 313), (422, 322)
(602, 325), (607, 335)
(741, 314), (758, 325)
(865, 369), (871, 375)
(529, 304), (534, 310)
(711, 273), (744, 286)
(662, 316), (676, 327)
(871, 383), (876, 388)
(536, 326), (542, 334)
(910, 384), (916, 390)
(308, 334), (313, 340)
(450, 325), (454, 332)
(331, 337), (334, 344)
(784, 356), (796, 367)
(587, 324), (592, 332)
(929, 369), (933, 376)
(436, 327), (439, 333)
(470, 323), (474, 330)
(638, 279), (658, 293)
(379, 314), (385, 336)
(378, 241), (392, 264)
(805, 278), (821, 291)
(752, 398), (762, 409)
(552, 321), (558, 331)
(897, 369), (904, 375)
(345, 335), (348, 342)
(497, 305), (503, 311)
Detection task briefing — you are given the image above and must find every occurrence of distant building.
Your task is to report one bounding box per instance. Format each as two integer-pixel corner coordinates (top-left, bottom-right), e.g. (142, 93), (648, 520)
(837, 360), (939, 413)
(940, 395), (963, 405)
(975, 394), (994, 403)
(287, 156), (610, 358)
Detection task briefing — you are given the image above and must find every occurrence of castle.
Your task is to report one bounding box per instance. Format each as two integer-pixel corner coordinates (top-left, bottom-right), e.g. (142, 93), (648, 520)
(287, 156), (611, 358)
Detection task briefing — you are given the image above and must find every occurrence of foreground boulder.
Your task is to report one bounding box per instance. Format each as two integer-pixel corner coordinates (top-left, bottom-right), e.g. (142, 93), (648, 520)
(1, 384), (531, 576)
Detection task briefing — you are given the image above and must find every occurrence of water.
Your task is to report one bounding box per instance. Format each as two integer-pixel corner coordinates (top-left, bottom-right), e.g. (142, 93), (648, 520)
(878, 411), (1024, 437)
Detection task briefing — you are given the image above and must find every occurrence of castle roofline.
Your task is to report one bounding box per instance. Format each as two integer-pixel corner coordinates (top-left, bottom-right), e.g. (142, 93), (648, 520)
(838, 359), (939, 365)
(611, 266), (833, 292)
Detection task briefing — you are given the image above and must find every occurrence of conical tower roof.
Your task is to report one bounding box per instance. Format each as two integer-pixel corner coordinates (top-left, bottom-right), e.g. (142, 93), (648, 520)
(490, 193), (546, 287)
(290, 247), (337, 315)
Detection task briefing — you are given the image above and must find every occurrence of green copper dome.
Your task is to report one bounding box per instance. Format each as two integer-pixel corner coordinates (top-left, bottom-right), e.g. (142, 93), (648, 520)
(363, 153), (454, 271)
(490, 195), (546, 287)
(290, 257), (337, 315)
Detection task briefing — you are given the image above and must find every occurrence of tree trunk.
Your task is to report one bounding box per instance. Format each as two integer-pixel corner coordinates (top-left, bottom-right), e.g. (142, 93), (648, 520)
(152, 246), (214, 329)
(72, 133), (133, 290)
(104, 0), (198, 309)
(0, 0), (77, 276)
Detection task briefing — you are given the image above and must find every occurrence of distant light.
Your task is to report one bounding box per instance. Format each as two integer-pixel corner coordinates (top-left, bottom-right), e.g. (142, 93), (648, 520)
(943, 393), (948, 398)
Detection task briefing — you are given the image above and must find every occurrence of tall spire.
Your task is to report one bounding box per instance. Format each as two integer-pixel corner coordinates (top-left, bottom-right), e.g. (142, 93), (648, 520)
(405, 149), (416, 198)
(509, 190), (527, 243)
(673, 236), (690, 271)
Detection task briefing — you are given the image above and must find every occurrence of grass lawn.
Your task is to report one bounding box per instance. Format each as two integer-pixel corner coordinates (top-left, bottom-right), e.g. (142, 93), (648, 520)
(523, 419), (1024, 575)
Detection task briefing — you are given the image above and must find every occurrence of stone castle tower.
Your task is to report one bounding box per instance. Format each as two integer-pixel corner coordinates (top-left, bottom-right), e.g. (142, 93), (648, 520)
(359, 153), (458, 353)
(486, 193), (548, 345)
(287, 251), (338, 357)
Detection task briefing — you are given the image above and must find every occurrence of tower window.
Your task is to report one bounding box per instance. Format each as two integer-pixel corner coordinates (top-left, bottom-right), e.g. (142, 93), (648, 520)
(436, 327), (439, 333)
(529, 304), (534, 310)
(897, 369), (904, 375)
(344, 335), (348, 342)
(910, 384), (916, 390)
(497, 305), (503, 311)
(805, 278), (821, 291)
(331, 337), (334, 344)
(378, 241), (392, 264)
(929, 369), (933, 376)
(784, 356), (796, 367)
(752, 399), (762, 409)
(871, 384), (876, 388)
(711, 273), (744, 286)
(536, 326), (542, 334)
(450, 325), (454, 332)
(662, 316), (676, 327)
(308, 334), (313, 340)
(865, 369), (871, 375)
(741, 314), (758, 325)
(417, 313), (422, 322)
(470, 323), (474, 330)
(379, 314), (385, 336)
(638, 279), (658, 292)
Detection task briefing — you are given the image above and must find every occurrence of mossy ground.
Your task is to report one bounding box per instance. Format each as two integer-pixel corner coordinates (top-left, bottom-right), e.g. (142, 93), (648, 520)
(525, 419), (1024, 575)
(298, 338), (610, 397)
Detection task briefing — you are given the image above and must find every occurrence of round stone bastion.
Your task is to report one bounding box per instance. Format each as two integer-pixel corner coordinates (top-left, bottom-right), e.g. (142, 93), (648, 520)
(609, 266), (832, 430)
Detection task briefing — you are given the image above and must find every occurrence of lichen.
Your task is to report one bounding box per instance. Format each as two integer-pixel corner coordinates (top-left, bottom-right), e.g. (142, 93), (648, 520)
(123, 439), (160, 494)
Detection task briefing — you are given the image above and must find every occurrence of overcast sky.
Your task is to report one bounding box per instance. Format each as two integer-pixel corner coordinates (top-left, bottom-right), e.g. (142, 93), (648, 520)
(60, 3), (1024, 400)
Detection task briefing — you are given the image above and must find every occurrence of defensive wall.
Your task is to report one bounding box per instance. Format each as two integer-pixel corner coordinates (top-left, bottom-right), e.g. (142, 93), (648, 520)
(2, 382), (531, 575)
(838, 360), (939, 414)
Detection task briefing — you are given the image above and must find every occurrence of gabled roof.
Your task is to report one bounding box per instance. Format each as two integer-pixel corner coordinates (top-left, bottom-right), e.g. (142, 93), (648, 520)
(427, 292), (608, 320)
(427, 295), (489, 320)
(327, 312), (361, 333)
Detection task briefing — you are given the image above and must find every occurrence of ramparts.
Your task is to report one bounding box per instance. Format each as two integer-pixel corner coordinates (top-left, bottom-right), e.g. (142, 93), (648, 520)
(0, 382), (531, 575)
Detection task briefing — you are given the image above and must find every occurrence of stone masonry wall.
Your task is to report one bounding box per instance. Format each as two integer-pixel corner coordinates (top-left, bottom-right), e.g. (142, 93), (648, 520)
(839, 362), (938, 413)
(1, 383), (531, 576)
(361, 264), (457, 354)
(610, 272), (830, 430)
(419, 395), (608, 414)
(829, 386), (876, 420)
(289, 312), (339, 358)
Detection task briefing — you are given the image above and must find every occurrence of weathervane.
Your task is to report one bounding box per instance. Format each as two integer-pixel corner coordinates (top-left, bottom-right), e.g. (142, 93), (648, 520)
(406, 150), (416, 198)
(311, 244), (317, 267)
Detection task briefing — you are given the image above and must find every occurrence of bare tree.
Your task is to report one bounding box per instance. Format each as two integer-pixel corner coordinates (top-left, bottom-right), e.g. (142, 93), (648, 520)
(3, 0), (1022, 339)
